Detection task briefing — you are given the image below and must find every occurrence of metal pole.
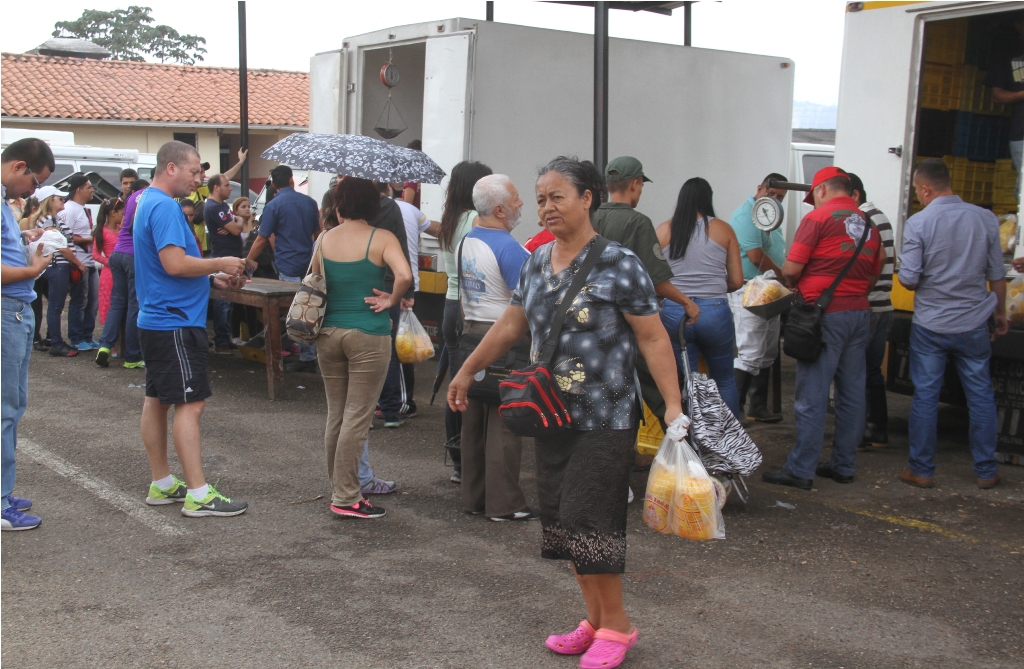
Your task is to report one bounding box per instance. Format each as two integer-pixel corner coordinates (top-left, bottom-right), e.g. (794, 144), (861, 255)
(486, 1), (494, 21)
(594, 1), (609, 178)
(684, 1), (692, 46)
(238, 1), (249, 197)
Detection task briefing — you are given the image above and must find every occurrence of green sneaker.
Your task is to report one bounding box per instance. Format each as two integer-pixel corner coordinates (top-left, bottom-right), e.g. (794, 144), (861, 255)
(145, 475), (187, 506)
(123, 360), (145, 369)
(181, 485), (248, 518)
(95, 347), (111, 368)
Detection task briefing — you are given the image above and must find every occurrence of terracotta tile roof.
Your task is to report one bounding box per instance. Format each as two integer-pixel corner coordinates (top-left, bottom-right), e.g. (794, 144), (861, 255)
(1, 53), (308, 128)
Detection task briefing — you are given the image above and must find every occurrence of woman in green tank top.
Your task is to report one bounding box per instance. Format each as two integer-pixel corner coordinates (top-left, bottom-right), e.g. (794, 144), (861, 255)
(316, 178), (411, 520)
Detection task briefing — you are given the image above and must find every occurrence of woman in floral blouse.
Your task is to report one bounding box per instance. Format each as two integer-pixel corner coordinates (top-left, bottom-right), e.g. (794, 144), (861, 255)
(449, 157), (682, 669)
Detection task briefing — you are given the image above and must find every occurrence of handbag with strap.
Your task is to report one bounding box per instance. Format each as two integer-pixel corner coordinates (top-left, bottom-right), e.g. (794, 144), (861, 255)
(285, 232), (327, 343)
(783, 215), (871, 363)
(498, 236), (610, 437)
(452, 237), (532, 405)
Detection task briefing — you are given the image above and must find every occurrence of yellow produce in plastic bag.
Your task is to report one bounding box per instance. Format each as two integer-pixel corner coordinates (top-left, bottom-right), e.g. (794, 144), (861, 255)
(999, 214), (1018, 255)
(642, 416), (725, 541)
(642, 467), (675, 534)
(742, 270), (791, 307)
(1009, 277), (1024, 324)
(395, 311), (435, 363)
(671, 476), (718, 540)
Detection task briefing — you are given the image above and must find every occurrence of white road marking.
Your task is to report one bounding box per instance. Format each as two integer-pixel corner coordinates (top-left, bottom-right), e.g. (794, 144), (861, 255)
(20, 440), (188, 537)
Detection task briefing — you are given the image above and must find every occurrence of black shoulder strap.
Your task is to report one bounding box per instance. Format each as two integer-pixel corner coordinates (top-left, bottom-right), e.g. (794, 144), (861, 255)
(815, 213), (871, 310)
(539, 236), (610, 366)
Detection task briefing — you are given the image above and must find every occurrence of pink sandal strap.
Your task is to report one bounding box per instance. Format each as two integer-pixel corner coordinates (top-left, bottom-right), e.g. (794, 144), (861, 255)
(594, 627), (638, 646)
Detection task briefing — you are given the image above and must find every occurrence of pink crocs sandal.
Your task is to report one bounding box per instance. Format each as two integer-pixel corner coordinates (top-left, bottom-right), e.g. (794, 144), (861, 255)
(545, 619), (596, 655)
(579, 627), (638, 669)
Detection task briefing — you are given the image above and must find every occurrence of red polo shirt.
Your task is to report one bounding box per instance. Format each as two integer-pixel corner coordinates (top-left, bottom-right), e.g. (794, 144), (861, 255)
(787, 195), (883, 313)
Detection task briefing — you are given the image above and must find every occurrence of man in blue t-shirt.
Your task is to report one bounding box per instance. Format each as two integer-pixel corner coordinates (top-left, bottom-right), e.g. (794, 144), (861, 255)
(0, 138), (54, 531)
(204, 174), (243, 353)
(727, 172), (788, 424)
(244, 164), (321, 368)
(134, 140), (249, 518)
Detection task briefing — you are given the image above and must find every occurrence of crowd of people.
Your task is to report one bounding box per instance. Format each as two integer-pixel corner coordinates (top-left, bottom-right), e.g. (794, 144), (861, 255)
(1, 133), (1015, 669)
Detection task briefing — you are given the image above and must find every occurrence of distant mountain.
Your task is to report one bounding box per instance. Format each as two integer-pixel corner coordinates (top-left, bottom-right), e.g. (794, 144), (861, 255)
(792, 101), (837, 129)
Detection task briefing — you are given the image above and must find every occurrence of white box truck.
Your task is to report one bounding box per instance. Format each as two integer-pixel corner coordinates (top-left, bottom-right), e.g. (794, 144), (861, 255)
(308, 17), (796, 256)
(833, 0), (1023, 461)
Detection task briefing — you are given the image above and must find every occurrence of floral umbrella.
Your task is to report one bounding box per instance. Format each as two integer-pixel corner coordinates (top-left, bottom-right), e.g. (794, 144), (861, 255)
(261, 133), (446, 184)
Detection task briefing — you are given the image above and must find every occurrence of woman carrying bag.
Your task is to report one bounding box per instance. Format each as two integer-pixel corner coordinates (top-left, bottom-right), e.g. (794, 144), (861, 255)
(316, 177), (411, 520)
(448, 157), (682, 669)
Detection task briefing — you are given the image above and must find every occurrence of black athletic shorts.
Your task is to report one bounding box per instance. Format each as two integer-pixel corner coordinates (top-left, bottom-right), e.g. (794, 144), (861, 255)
(138, 327), (212, 405)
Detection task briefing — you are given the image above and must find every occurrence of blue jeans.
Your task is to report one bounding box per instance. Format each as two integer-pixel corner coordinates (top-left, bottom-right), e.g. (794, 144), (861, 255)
(661, 297), (741, 419)
(358, 440), (375, 486)
(785, 310), (870, 479)
(98, 252), (142, 362)
(43, 263), (71, 346)
(69, 265), (99, 346)
(2, 297), (35, 511)
(866, 311), (893, 391)
(279, 273), (316, 361)
(907, 324), (998, 479)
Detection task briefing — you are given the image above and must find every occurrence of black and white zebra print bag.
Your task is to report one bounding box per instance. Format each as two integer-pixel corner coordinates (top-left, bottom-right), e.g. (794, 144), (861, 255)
(686, 373), (762, 476)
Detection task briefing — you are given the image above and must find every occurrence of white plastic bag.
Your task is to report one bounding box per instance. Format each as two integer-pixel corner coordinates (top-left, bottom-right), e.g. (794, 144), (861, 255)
(742, 269), (791, 307)
(24, 229), (67, 262)
(643, 414), (725, 540)
(1008, 275), (1024, 324)
(395, 309), (434, 363)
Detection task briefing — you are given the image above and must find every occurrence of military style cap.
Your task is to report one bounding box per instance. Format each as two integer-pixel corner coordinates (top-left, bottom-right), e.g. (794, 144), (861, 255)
(605, 156), (652, 183)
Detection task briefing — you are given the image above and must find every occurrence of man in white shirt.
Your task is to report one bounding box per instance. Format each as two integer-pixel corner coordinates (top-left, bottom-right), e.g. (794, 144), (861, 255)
(458, 174), (536, 521)
(62, 174), (100, 350)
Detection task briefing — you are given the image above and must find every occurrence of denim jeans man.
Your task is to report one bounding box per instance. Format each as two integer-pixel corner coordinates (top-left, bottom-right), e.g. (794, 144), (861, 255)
(896, 159), (1007, 489)
(761, 166), (882, 490)
(1, 136), (56, 531)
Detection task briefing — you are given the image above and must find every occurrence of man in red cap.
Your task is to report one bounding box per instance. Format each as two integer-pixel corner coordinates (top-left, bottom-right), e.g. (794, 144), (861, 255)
(762, 166), (883, 490)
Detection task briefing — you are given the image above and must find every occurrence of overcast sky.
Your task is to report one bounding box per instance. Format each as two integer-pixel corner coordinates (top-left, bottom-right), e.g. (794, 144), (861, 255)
(2, 0), (848, 105)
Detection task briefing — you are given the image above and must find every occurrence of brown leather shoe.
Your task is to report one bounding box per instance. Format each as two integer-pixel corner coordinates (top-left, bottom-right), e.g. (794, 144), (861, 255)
(977, 474), (1000, 489)
(898, 469), (934, 488)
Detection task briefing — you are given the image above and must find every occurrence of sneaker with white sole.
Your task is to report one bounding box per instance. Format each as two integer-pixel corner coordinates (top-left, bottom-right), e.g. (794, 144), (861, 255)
(1, 506), (41, 531)
(330, 498), (385, 519)
(489, 507), (539, 522)
(181, 485), (247, 517)
(145, 475), (188, 505)
(360, 477), (397, 495)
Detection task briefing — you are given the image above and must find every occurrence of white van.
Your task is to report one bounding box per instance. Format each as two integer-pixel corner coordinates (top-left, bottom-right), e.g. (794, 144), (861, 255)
(784, 139), (835, 245)
(1, 128), (156, 189)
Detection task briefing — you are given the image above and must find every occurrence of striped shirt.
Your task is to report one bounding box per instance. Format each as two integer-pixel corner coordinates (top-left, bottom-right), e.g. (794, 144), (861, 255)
(862, 202), (894, 312)
(787, 195), (883, 313)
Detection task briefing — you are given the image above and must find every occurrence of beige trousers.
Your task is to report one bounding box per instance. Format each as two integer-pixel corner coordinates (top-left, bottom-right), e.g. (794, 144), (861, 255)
(317, 327), (391, 507)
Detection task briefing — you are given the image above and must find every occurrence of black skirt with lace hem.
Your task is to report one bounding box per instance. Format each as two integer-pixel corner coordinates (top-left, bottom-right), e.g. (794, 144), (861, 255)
(534, 428), (635, 575)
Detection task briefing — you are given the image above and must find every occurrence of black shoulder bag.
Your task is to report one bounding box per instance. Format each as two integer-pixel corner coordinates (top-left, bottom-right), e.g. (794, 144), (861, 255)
(498, 236), (610, 437)
(452, 237), (533, 405)
(783, 217), (871, 363)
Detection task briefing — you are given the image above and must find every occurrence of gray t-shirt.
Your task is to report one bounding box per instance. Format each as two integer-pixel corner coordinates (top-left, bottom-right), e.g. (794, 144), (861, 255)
(898, 195), (1004, 334)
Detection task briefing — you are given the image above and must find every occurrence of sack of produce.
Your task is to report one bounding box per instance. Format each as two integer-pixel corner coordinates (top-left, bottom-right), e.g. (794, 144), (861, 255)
(1008, 276), (1024, 324)
(742, 270), (793, 320)
(999, 214), (1018, 255)
(395, 310), (435, 363)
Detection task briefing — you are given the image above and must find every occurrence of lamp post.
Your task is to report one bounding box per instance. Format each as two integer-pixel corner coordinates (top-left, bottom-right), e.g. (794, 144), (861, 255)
(238, 1), (249, 197)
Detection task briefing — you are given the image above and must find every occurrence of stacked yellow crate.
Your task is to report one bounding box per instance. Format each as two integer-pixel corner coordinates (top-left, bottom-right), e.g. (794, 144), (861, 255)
(993, 159), (1020, 215)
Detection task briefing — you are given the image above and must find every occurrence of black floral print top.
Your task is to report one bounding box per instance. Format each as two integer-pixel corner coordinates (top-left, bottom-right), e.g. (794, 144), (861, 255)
(510, 236), (658, 430)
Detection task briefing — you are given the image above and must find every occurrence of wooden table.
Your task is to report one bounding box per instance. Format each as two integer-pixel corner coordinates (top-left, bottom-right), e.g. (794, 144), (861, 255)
(209, 278), (299, 400)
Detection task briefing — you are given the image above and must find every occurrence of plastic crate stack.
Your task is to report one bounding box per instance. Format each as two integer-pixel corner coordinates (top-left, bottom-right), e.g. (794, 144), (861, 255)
(994, 159), (1020, 215)
(916, 18), (1015, 211)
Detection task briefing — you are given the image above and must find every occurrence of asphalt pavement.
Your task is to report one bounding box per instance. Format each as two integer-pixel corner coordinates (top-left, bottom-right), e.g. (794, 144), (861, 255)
(2, 348), (1022, 668)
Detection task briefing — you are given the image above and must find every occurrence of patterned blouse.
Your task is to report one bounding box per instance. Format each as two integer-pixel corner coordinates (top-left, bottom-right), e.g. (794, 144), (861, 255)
(510, 236), (658, 431)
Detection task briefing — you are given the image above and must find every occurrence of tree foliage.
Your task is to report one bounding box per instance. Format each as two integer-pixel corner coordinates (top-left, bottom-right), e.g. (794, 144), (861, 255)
(53, 6), (207, 65)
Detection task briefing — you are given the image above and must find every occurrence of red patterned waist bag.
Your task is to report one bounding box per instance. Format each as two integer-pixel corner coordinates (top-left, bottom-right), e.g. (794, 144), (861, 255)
(498, 237), (609, 438)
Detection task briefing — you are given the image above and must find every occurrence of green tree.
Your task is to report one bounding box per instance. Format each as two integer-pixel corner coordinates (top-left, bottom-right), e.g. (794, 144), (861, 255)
(53, 6), (207, 65)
